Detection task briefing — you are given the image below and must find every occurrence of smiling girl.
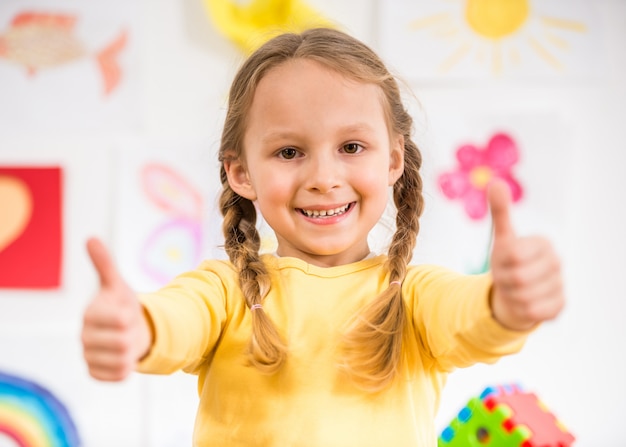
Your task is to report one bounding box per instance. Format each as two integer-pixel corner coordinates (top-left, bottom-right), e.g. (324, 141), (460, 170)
(82, 28), (565, 446)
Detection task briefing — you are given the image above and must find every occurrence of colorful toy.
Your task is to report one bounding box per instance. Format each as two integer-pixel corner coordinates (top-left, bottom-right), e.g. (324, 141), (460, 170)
(439, 384), (575, 446)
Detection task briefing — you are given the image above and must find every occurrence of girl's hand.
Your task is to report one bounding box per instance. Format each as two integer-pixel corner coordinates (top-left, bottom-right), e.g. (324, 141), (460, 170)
(81, 238), (153, 381)
(488, 181), (565, 331)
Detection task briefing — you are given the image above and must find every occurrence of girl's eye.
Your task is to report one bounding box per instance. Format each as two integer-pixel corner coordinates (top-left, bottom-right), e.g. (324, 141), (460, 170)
(342, 143), (363, 154)
(278, 147), (299, 159)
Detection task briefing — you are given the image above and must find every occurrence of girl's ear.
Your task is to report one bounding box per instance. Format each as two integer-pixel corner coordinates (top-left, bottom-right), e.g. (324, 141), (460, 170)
(223, 153), (257, 201)
(388, 134), (405, 186)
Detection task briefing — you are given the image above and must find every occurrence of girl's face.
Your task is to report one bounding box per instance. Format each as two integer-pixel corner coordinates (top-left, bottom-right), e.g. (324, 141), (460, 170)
(225, 59), (404, 267)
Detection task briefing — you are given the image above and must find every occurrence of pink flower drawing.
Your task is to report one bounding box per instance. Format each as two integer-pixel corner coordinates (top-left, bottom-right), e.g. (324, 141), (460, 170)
(438, 132), (523, 220)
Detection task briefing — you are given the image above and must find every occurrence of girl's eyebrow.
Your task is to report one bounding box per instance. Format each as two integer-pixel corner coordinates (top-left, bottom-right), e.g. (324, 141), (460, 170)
(260, 130), (298, 144)
(261, 123), (377, 144)
(336, 123), (377, 135)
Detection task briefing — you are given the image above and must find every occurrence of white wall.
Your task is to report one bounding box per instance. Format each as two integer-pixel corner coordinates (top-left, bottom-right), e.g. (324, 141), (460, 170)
(0, 0), (624, 445)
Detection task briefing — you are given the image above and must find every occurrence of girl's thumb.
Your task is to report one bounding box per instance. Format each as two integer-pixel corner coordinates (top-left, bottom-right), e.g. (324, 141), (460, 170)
(488, 180), (516, 243)
(86, 237), (123, 290)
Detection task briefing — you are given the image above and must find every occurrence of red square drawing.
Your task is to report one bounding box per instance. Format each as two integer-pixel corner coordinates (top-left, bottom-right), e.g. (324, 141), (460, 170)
(0, 166), (63, 288)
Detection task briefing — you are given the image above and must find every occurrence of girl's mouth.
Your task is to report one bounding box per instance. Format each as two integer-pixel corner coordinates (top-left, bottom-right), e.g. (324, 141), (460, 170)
(297, 202), (354, 218)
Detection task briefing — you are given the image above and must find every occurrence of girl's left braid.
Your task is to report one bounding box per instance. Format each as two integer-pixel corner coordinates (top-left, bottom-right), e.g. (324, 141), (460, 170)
(219, 167), (287, 372)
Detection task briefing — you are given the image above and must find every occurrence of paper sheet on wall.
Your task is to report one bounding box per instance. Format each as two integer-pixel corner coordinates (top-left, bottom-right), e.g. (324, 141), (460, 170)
(411, 110), (569, 274)
(378, 0), (603, 81)
(203, 0), (336, 53)
(0, 166), (62, 289)
(0, 0), (140, 134)
(114, 138), (223, 293)
(0, 369), (80, 446)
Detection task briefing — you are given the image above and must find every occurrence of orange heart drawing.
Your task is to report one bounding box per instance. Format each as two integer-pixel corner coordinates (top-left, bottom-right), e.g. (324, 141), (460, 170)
(0, 175), (33, 252)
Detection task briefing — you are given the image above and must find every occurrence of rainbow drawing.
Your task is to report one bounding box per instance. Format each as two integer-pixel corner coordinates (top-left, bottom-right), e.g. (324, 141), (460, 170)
(0, 371), (80, 446)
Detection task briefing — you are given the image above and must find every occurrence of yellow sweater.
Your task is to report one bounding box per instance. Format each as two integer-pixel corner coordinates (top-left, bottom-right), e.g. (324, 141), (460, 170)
(138, 254), (530, 446)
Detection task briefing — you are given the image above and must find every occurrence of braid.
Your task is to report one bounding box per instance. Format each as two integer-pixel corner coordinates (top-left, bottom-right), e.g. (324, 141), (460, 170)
(342, 133), (424, 392)
(389, 137), (423, 280)
(219, 167), (287, 372)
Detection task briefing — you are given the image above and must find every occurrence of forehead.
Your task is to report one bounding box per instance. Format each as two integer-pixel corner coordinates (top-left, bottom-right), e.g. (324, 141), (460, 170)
(257, 58), (381, 100)
(246, 59), (390, 135)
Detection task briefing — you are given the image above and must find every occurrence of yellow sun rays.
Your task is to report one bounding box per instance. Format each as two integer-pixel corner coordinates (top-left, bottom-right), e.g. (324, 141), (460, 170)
(409, 0), (588, 75)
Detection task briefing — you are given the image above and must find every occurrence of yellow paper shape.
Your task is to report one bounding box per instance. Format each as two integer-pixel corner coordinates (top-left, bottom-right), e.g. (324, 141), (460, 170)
(0, 175), (33, 252)
(203, 0), (336, 53)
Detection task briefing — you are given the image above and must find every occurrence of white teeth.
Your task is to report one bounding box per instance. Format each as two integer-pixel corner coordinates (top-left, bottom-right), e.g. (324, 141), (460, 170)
(302, 204), (350, 217)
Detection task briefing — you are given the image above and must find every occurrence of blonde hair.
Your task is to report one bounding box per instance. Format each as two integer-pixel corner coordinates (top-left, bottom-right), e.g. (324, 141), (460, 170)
(218, 28), (424, 389)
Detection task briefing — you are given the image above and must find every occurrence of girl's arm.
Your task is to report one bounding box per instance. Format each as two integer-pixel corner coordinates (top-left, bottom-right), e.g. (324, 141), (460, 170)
(81, 237), (154, 381)
(406, 181), (565, 372)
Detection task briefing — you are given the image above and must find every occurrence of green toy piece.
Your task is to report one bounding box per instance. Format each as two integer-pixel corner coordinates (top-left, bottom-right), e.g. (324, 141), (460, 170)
(438, 384), (574, 447)
(439, 396), (529, 446)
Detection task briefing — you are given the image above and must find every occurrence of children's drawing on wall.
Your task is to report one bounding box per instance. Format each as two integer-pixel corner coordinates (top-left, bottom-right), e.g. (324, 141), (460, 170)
(438, 132), (524, 273)
(0, 166), (62, 289)
(0, 370), (80, 446)
(0, 0), (139, 133)
(114, 140), (221, 292)
(0, 12), (126, 95)
(378, 0), (601, 80)
(139, 163), (204, 287)
(203, 0), (335, 53)
(414, 112), (566, 274)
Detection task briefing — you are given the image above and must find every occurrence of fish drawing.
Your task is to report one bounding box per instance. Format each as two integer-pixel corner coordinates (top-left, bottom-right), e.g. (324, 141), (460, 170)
(0, 11), (127, 95)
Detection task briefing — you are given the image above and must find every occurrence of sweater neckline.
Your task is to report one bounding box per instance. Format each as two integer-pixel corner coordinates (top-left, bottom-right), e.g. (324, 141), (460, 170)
(261, 253), (387, 278)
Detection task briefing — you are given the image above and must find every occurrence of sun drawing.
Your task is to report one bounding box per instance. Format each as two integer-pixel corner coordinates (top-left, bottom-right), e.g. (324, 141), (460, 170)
(409, 0), (587, 75)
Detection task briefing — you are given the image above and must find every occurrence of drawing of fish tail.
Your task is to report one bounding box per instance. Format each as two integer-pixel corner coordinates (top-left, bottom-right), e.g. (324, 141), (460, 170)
(0, 37), (7, 57)
(96, 29), (127, 95)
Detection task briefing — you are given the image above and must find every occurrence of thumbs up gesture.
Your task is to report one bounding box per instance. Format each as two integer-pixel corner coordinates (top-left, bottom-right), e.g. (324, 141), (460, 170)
(81, 238), (153, 381)
(488, 181), (565, 331)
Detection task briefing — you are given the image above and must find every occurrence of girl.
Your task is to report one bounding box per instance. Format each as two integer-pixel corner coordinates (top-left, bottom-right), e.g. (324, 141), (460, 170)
(82, 28), (565, 446)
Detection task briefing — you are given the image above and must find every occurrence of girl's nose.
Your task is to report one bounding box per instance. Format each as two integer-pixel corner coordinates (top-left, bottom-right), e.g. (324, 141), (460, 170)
(304, 153), (342, 193)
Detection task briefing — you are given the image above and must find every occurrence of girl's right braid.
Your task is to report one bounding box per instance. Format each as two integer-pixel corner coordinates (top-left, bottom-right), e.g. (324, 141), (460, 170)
(341, 134), (424, 391)
(219, 177), (287, 373)
(388, 136), (424, 281)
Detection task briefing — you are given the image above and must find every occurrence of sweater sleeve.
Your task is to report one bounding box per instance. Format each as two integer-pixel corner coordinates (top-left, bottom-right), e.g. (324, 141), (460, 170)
(136, 266), (229, 375)
(405, 265), (535, 372)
